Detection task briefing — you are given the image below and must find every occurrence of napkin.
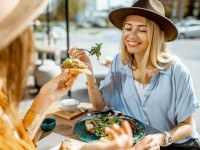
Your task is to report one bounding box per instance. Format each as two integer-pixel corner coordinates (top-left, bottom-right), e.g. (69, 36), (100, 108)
(37, 132), (86, 150)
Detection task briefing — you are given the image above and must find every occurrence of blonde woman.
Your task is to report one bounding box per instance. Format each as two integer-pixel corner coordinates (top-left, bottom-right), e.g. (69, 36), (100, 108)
(0, 1), (159, 150)
(69, 0), (200, 149)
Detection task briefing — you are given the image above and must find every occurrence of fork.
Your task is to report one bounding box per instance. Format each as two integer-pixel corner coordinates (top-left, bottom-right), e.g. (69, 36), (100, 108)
(77, 48), (90, 52)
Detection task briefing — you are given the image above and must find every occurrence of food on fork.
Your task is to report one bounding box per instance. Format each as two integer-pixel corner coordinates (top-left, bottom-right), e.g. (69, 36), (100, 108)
(61, 58), (92, 75)
(78, 43), (102, 61)
(87, 43), (102, 61)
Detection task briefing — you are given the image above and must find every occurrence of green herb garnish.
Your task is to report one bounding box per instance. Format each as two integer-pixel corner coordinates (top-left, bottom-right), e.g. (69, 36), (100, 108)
(85, 43), (102, 61)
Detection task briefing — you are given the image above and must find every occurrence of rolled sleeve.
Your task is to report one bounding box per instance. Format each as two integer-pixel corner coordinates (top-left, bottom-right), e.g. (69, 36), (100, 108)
(174, 63), (200, 123)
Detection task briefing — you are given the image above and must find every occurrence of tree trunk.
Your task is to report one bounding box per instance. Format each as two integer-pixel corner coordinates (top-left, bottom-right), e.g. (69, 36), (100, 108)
(171, 0), (178, 22)
(178, 0), (186, 21)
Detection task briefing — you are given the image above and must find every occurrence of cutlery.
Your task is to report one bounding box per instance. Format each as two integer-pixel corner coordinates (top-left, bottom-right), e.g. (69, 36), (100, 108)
(87, 113), (92, 116)
(78, 107), (89, 114)
(77, 48), (90, 52)
(78, 107), (85, 113)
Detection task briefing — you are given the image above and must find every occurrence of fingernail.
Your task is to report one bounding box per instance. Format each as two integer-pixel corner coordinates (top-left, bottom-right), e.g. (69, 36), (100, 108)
(113, 123), (120, 129)
(105, 127), (110, 132)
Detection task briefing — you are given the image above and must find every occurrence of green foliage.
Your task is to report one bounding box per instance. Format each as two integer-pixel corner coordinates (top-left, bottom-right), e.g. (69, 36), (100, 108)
(54, 0), (87, 21)
(69, 0), (86, 21)
(37, 0), (87, 21)
(53, 0), (66, 20)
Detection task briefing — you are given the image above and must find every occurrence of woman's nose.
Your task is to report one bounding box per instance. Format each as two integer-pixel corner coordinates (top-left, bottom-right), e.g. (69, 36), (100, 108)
(129, 29), (138, 38)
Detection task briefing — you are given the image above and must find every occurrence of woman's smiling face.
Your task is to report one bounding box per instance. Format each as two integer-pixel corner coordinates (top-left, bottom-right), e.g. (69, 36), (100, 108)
(122, 15), (149, 57)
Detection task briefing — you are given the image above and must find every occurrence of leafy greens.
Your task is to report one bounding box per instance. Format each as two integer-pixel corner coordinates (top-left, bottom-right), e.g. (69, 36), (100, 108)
(86, 43), (102, 61)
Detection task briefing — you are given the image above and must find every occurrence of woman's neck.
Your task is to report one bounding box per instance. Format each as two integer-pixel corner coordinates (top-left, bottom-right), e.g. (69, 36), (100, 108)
(132, 59), (157, 84)
(134, 54), (144, 67)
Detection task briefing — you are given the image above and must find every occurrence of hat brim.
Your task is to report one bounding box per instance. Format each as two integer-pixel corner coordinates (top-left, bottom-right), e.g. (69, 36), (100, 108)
(109, 7), (178, 42)
(0, 0), (47, 50)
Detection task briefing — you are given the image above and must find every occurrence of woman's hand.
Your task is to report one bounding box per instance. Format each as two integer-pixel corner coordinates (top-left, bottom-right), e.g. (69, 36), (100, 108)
(81, 120), (132, 150)
(68, 47), (93, 73)
(39, 69), (78, 103)
(105, 121), (161, 150)
(133, 134), (160, 150)
(105, 120), (133, 149)
(27, 69), (78, 138)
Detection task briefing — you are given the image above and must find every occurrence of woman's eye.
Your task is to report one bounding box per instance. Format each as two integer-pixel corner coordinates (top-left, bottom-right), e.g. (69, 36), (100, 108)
(139, 30), (147, 32)
(124, 28), (131, 31)
(139, 28), (147, 32)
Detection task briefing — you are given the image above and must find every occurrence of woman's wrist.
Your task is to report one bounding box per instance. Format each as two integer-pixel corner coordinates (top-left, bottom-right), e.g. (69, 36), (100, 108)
(86, 73), (96, 84)
(23, 109), (44, 139)
(86, 81), (98, 90)
(30, 93), (52, 115)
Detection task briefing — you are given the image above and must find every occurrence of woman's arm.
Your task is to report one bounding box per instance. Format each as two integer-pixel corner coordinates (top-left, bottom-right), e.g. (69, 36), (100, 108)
(68, 47), (106, 111)
(146, 115), (193, 147)
(167, 115), (193, 143)
(86, 74), (106, 111)
(23, 70), (77, 139)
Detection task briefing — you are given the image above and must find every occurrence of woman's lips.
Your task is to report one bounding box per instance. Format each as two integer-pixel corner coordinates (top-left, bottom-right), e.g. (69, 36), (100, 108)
(127, 41), (141, 47)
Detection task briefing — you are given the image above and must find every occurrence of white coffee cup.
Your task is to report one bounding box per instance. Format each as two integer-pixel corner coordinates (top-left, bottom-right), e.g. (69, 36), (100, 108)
(60, 99), (80, 112)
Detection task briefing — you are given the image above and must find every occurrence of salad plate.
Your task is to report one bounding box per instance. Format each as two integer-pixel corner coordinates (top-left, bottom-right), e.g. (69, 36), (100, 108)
(73, 111), (146, 143)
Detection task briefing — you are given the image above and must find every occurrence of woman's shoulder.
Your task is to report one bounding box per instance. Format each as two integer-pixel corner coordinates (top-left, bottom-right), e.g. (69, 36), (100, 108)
(112, 53), (121, 62)
(171, 57), (191, 76)
(111, 53), (123, 68)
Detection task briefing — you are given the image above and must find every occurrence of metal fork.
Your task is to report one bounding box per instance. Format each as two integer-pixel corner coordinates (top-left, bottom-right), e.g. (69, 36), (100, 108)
(77, 48), (90, 52)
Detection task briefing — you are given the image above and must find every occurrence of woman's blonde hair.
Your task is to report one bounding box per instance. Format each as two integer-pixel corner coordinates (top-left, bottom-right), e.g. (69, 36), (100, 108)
(0, 27), (35, 149)
(121, 18), (174, 82)
(0, 27), (35, 105)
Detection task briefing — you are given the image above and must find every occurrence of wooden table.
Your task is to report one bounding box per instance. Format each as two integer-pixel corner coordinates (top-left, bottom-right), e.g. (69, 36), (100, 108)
(35, 102), (93, 142)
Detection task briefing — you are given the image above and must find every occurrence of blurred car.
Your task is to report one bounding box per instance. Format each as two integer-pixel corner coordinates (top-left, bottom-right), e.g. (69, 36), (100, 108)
(77, 21), (92, 28)
(176, 19), (200, 39)
(90, 17), (107, 28)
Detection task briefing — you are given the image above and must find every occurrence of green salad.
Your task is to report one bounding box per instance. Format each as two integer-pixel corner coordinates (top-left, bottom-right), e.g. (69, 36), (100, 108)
(85, 112), (138, 141)
(85, 113), (124, 137)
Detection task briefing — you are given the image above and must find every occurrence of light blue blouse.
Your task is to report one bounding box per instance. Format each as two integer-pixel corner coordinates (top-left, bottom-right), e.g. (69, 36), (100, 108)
(99, 54), (200, 143)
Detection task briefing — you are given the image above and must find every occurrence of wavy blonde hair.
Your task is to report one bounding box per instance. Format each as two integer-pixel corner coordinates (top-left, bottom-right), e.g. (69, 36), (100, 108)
(0, 27), (35, 149)
(121, 18), (174, 82)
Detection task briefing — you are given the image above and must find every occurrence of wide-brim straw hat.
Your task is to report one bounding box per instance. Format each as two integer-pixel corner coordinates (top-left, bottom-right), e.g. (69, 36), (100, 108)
(109, 0), (178, 42)
(0, 0), (48, 50)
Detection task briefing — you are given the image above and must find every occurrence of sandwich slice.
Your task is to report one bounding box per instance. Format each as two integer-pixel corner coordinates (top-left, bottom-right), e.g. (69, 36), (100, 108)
(61, 58), (92, 75)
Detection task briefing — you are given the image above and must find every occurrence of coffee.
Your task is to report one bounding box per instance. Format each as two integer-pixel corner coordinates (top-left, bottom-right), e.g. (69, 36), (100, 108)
(61, 99), (80, 112)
